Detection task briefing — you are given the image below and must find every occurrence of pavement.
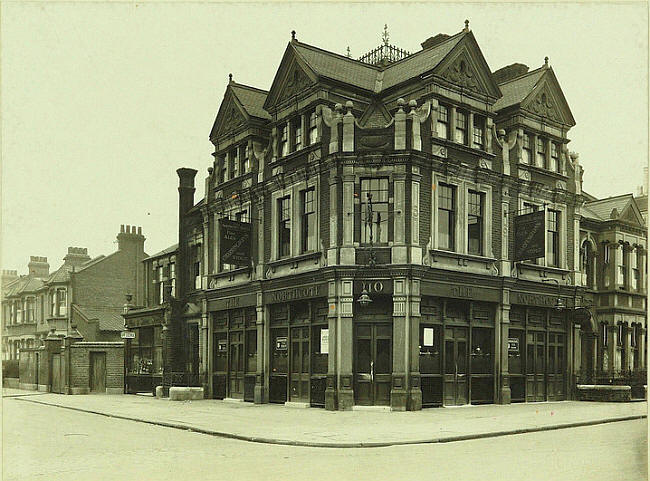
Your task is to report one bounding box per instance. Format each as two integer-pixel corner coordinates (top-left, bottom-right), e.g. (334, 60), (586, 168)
(3, 387), (647, 448)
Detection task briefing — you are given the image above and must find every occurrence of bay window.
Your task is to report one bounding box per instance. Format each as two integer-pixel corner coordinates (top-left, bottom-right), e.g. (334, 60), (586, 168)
(279, 125), (288, 157)
(191, 245), (202, 290)
(292, 117), (302, 151)
(437, 104), (449, 139)
(170, 263), (176, 297)
(467, 190), (484, 256)
(16, 300), (22, 323)
(57, 289), (67, 316)
(361, 178), (389, 244)
(241, 144), (250, 174)
(550, 142), (559, 172)
(26, 297), (34, 322)
(156, 266), (164, 304)
(300, 187), (316, 253)
(229, 148), (238, 179)
(632, 250), (640, 291)
(438, 183), (455, 251)
(278, 196), (291, 258)
(618, 246), (627, 289)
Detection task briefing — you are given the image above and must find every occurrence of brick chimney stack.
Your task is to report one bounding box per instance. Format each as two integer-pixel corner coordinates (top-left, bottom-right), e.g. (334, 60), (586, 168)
(63, 248), (91, 268)
(117, 225), (146, 257)
(1, 269), (19, 289)
(176, 168), (198, 298)
(27, 256), (50, 277)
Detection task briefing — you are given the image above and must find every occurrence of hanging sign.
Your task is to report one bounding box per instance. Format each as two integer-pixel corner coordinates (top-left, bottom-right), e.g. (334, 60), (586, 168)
(120, 331), (135, 339)
(514, 210), (545, 261)
(508, 338), (520, 352)
(217, 340), (227, 353)
(219, 218), (252, 266)
(320, 329), (329, 354)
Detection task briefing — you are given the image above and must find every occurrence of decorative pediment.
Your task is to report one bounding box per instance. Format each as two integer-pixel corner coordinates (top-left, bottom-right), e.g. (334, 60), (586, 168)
(521, 70), (576, 127)
(434, 34), (502, 99)
(358, 99), (392, 128)
(620, 201), (645, 226)
(210, 91), (249, 141)
(264, 44), (318, 110)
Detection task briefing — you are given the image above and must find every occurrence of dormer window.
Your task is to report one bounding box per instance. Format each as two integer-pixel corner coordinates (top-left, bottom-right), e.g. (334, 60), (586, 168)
(242, 144), (250, 174)
(309, 112), (318, 145)
(550, 142), (559, 172)
(437, 104), (449, 139)
(280, 126), (289, 157)
(472, 115), (485, 150)
(292, 117), (302, 151)
(535, 137), (546, 168)
(455, 110), (468, 145)
(230, 148), (239, 179)
(522, 134), (532, 164)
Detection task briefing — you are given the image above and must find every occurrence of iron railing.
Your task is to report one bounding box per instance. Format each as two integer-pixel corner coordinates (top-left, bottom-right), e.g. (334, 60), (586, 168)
(577, 369), (647, 386)
(162, 371), (201, 388)
(358, 44), (410, 66)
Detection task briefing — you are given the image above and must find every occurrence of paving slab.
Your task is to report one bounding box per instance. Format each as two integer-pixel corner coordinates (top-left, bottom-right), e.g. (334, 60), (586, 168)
(4, 389), (646, 447)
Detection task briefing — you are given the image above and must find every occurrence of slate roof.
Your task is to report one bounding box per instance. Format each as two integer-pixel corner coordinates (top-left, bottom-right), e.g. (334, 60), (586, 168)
(584, 194), (635, 221)
(3, 276), (45, 298)
(148, 243), (178, 260)
(46, 264), (75, 284)
(230, 83), (271, 120)
(493, 67), (545, 111)
(381, 32), (465, 90)
(75, 306), (125, 331)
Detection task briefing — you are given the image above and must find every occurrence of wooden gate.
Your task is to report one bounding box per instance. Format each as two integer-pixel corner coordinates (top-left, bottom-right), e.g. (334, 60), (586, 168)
(90, 352), (107, 393)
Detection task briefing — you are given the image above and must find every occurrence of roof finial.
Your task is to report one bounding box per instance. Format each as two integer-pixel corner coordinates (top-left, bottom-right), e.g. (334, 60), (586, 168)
(464, 19), (470, 32)
(346, 46), (351, 58)
(228, 73), (233, 83)
(382, 24), (389, 46)
(291, 30), (296, 41)
(544, 56), (549, 68)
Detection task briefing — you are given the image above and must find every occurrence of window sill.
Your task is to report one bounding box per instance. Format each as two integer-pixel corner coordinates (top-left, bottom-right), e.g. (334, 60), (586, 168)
(273, 143), (321, 164)
(214, 171), (254, 191)
(208, 267), (253, 285)
(517, 162), (567, 180)
(430, 249), (496, 264)
(513, 262), (570, 279)
(268, 251), (322, 270)
(431, 138), (496, 158)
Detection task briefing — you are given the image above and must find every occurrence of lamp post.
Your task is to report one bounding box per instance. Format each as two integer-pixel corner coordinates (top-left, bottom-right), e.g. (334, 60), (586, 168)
(542, 278), (565, 310)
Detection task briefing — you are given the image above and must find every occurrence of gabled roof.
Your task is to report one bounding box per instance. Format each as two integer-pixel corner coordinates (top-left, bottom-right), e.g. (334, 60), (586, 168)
(494, 65), (575, 126)
(74, 305), (125, 331)
(230, 83), (270, 120)
(292, 42), (379, 92)
(584, 194), (645, 225)
(46, 263), (76, 284)
(493, 68), (546, 111)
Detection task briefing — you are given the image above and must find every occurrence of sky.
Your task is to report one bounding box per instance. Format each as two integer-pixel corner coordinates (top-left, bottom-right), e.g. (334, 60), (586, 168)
(1, 1), (648, 274)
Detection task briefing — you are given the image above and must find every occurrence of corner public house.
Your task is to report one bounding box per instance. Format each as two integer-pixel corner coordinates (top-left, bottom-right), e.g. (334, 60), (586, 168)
(123, 24), (647, 409)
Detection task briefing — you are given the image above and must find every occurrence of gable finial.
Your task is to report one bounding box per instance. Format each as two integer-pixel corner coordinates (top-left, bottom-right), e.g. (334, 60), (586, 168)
(544, 56), (549, 68)
(464, 19), (470, 32)
(228, 73), (233, 83)
(291, 30), (296, 41)
(346, 46), (351, 58)
(382, 24), (389, 46)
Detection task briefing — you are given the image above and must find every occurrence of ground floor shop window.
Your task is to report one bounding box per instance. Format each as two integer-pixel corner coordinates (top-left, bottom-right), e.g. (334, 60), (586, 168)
(128, 327), (162, 375)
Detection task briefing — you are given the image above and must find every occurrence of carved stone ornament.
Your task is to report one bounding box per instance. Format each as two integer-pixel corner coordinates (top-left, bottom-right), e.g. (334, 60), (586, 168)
(432, 144), (448, 158)
(529, 90), (558, 121)
(209, 278), (217, 289)
(518, 168), (531, 181)
(281, 66), (311, 101)
(555, 180), (567, 191)
(224, 106), (245, 133)
(442, 57), (480, 92)
(265, 266), (274, 279)
(478, 158), (491, 170)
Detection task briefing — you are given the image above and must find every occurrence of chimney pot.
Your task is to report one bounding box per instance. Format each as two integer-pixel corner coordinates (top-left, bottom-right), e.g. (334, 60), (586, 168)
(121, 225), (125, 233)
(138, 226), (142, 235)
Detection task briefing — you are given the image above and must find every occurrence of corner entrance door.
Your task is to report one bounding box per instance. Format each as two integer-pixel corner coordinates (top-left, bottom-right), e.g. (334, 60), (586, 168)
(90, 352), (106, 393)
(354, 323), (392, 406)
(443, 327), (468, 406)
(289, 327), (310, 402)
(229, 331), (244, 399)
(526, 332), (546, 402)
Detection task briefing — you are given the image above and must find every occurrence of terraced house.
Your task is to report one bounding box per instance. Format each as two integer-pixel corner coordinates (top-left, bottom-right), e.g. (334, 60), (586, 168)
(124, 23), (646, 409)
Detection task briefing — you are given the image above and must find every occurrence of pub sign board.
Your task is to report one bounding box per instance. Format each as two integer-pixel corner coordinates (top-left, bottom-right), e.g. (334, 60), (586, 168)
(514, 210), (545, 261)
(219, 218), (252, 266)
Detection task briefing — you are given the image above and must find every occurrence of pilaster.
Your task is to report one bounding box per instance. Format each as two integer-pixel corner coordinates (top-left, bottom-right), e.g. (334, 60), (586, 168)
(391, 277), (408, 411)
(254, 292), (267, 403)
(325, 280), (338, 410)
(407, 278), (422, 411)
(394, 99), (407, 150)
(342, 101), (355, 152)
(200, 298), (209, 396)
(498, 288), (511, 404)
(338, 278), (354, 410)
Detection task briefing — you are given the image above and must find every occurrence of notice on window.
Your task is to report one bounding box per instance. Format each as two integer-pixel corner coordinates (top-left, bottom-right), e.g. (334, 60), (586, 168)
(423, 327), (434, 347)
(320, 329), (329, 354)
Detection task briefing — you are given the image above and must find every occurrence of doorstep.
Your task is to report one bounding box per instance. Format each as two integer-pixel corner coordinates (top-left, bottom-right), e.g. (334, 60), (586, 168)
(284, 401), (310, 409)
(223, 397), (244, 403)
(352, 405), (391, 412)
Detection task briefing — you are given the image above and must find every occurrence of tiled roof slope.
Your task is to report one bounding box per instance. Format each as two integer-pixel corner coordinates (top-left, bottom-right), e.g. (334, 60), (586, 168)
(381, 32), (465, 90)
(231, 83), (271, 120)
(3, 276), (45, 298)
(584, 194), (634, 221)
(493, 67), (545, 111)
(76, 306), (125, 331)
(149, 243), (178, 259)
(293, 43), (379, 92)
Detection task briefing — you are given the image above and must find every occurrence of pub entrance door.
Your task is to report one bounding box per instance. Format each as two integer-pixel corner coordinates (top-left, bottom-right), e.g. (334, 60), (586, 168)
(289, 326), (310, 402)
(443, 327), (468, 406)
(228, 331), (245, 399)
(526, 331), (546, 402)
(354, 323), (392, 406)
